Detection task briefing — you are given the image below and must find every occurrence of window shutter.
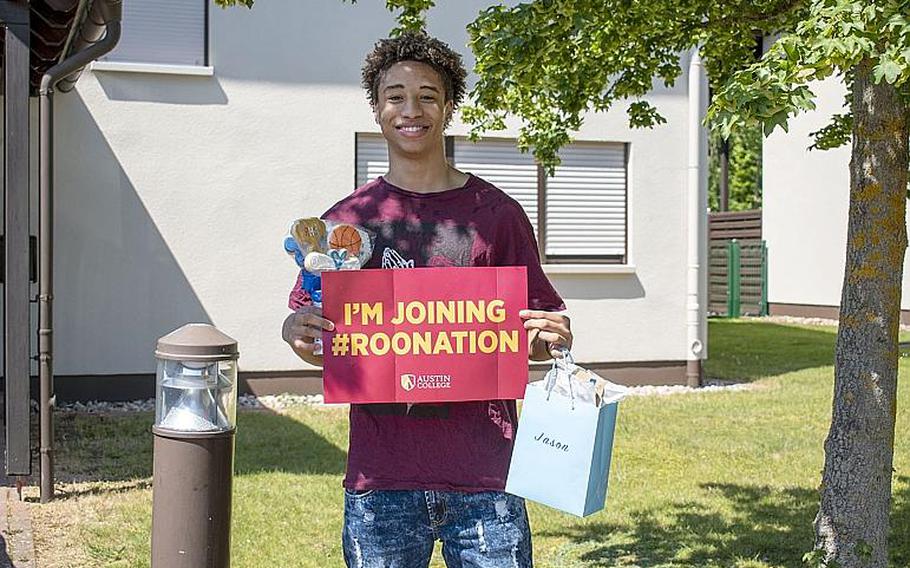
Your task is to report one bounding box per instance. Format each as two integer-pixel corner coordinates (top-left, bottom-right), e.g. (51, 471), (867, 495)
(355, 134), (389, 188)
(453, 138), (539, 237)
(103, 0), (206, 66)
(545, 143), (627, 259)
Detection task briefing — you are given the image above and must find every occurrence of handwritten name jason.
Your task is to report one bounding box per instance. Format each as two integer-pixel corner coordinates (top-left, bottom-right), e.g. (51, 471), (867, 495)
(534, 432), (569, 452)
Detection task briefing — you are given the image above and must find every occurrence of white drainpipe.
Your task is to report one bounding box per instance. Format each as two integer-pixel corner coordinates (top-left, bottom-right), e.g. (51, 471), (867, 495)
(686, 48), (709, 386)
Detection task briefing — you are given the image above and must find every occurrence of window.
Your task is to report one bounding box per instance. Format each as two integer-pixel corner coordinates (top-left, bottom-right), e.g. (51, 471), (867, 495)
(539, 142), (628, 262)
(355, 134), (390, 188)
(355, 134), (628, 264)
(450, 138), (540, 236)
(101, 0), (207, 66)
(456, 138), (628, 264)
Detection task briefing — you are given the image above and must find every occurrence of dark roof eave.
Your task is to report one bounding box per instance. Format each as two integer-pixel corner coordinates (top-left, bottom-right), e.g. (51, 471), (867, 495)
(0, 0), (121, 96)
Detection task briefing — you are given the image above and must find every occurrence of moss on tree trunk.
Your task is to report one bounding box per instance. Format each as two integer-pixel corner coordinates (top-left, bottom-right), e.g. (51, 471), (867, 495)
(814, 58), (909, 568)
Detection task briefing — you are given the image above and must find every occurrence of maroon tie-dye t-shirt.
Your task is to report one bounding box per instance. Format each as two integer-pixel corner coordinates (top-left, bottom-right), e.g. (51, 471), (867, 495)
(289, 174), (565, 492)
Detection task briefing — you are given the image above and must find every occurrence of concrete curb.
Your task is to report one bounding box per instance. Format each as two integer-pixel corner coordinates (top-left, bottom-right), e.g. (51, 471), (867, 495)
(0, 486), (35, 568)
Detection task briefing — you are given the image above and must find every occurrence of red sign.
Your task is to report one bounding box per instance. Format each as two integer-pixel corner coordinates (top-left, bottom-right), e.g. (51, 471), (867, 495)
(321, 267), (529, 403)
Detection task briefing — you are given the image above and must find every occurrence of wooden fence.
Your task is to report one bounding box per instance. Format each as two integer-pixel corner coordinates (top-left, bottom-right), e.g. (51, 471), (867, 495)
(708, 210), (767, 317)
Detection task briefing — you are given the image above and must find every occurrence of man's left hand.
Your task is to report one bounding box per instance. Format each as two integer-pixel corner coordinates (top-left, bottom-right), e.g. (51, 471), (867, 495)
(520, 310), (572, 361)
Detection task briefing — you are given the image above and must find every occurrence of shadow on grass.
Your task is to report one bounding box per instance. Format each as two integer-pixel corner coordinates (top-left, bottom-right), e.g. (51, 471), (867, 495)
(48, 479), (153, 501)
(557, 483), (817, 567)
(706, 320), (837, 382)
(233, 410), (347, 476)
(52, 407), (347, 497)
(544, 478), (910, 567)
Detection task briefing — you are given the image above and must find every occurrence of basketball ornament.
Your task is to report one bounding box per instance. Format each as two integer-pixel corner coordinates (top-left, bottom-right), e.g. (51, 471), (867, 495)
(330, 224), (363, 256)
(283, 217), (375, 301)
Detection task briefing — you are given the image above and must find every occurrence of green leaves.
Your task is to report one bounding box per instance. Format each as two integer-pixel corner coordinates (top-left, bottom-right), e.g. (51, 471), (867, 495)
(627, 101), (668, 129)
(809, 112), (853, 150)
(463, 0), (910, 168)
(385, 0), (435, 36)
(874, 57), (902, 83)
(464, 0), (819, 169)
(710, 0), (910, 140)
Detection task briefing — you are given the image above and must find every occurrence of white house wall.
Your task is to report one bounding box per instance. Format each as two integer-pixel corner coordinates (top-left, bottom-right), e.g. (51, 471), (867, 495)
(763, 75), (910, 311)
(49, 0), (697, 376)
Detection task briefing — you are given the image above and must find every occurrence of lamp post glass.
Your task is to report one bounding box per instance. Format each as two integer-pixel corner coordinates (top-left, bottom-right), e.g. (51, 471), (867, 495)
(155, 358), (237, 433)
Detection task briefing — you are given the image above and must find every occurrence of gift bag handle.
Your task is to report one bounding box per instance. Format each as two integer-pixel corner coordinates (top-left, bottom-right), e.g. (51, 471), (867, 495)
(553, 345), (574, 365)
(544, 348), (576, 410)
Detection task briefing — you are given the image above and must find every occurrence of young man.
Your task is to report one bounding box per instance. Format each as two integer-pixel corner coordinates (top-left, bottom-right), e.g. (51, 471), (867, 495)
(282, 32), (572, 567)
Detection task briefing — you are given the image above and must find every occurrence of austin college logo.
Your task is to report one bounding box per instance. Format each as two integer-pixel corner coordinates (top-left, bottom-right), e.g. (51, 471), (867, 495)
(400, 373), (452, 391)
(400, 374), (417, 391)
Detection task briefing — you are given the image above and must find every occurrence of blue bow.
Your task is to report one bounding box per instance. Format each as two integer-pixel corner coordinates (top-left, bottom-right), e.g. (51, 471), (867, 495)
(329, 249), (348, 269)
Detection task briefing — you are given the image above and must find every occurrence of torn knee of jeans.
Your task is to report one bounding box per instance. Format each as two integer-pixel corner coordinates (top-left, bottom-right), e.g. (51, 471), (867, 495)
(363, 509), (375, 523)
(475, 519), (488, 553)
(351, 536), (364, 568)
(494, 498), (511, 523)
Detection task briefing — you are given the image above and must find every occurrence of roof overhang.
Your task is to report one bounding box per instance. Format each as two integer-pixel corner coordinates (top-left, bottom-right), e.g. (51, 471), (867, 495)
(0, 0), (121, 95)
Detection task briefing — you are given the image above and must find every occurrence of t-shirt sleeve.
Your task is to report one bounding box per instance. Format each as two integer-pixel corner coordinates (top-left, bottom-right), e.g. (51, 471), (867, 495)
(288, 271), (313, 311)
(494, 198), (565, 312)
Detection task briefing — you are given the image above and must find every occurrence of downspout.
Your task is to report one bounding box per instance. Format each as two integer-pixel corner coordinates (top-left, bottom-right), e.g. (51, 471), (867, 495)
(38, 1), (122, 504)
(686, 48), (709, 387)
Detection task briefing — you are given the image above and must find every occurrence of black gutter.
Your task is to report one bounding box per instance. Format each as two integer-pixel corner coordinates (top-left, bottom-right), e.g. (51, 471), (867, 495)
(37, 0), (121, 504)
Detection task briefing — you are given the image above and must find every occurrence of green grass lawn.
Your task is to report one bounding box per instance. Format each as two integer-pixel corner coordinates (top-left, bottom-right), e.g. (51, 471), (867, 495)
(30, 319), (910, 567)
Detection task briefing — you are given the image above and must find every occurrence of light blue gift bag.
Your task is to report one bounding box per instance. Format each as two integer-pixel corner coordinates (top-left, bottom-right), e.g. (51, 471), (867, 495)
(505, 354), (628, 517)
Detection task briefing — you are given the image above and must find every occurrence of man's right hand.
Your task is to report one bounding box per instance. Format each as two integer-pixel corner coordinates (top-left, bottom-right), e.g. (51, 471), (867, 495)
(282, 306), (335, 366)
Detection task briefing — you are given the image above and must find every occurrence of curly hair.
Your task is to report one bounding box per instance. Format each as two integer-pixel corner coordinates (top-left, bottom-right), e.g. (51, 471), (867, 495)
(361, 32), (468, 112)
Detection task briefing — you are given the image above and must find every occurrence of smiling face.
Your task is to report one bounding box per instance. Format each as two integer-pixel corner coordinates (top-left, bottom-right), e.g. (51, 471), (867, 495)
(375, 60), (453, 161)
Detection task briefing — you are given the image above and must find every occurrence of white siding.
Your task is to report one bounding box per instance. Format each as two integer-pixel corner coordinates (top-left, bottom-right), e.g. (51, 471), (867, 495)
(763, 75), (910, 310)
(50, 0), (697, 375)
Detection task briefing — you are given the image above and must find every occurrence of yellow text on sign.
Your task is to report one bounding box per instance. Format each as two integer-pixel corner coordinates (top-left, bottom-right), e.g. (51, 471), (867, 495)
(343, 300), (508, 327)
(343, 329), (520, 357)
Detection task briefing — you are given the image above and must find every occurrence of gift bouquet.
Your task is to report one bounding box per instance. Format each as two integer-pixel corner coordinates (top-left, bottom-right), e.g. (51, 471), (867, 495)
(283, 217), (375, 353)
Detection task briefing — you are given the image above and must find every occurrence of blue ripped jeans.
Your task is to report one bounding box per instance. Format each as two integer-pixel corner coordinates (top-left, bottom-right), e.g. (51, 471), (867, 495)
(342, 489), (533, 568)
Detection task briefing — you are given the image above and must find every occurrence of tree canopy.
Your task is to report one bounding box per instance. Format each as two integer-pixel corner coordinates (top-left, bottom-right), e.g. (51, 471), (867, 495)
(709, 1), (910, 145)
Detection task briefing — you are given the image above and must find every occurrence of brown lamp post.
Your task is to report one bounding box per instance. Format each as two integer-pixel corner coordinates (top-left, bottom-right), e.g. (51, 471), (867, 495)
(151, 324), (239, 568)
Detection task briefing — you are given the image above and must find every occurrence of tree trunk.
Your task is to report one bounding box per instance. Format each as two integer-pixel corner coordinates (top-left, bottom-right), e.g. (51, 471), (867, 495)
(813, 59), (909, 567)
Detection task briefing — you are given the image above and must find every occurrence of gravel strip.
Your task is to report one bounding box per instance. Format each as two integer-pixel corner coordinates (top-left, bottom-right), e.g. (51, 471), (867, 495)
(54, 380), (753, 414)
(757, 315), (840, 327)
(53, 394), (326, 414)
(55, 398), (156, 413)
(755, 314), (910, 332)
(625, 380), (755, 397)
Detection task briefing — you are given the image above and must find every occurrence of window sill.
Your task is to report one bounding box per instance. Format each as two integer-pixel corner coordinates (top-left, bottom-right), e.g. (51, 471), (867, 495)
(90, 61), (214, 76)
(542, 264), (636, 275)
